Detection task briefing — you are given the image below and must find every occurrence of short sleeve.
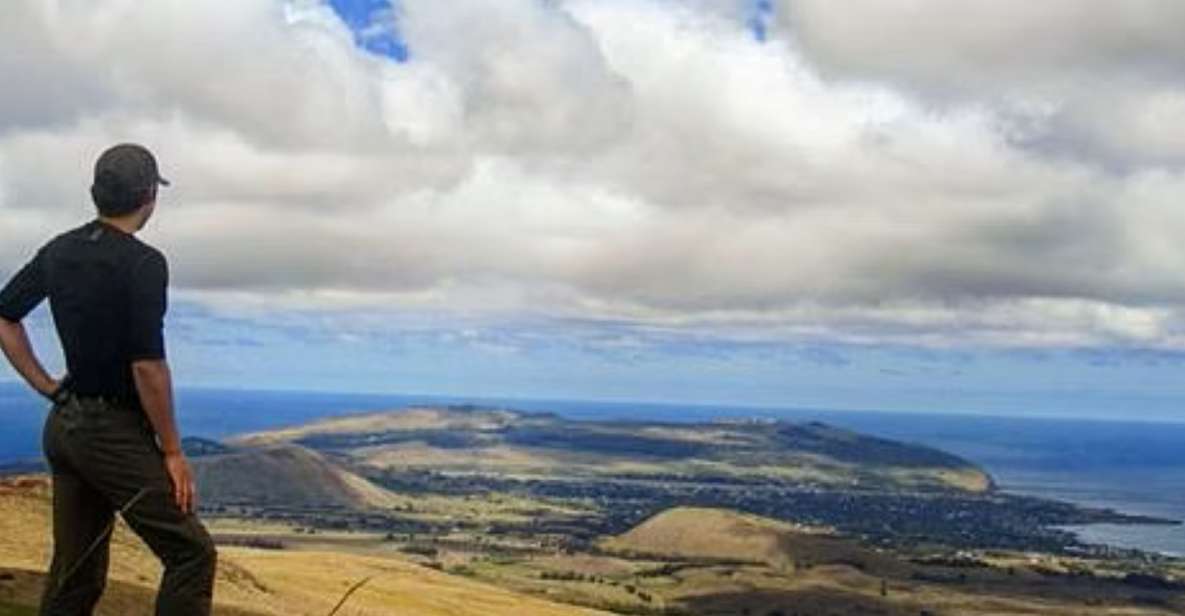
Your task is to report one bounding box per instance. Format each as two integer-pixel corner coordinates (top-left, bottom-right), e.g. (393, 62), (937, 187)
(128, 250), (169, 361)
(0, 248), (47, 322)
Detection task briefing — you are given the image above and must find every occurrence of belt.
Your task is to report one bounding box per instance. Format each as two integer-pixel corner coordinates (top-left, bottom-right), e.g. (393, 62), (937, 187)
(47, 376), (139, 412)
(57, 389), (139, 412)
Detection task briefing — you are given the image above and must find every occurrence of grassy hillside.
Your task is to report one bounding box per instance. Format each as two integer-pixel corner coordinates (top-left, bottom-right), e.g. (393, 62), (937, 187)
(600, 506), (904, 575)
(448, 504), (1184, 616)
(0, 476), (610, 616)
(190, 444), (402, 509)
(189, 441), (590, 530)
(231, 405), (993, 493)
(6, 474), (1179, 616)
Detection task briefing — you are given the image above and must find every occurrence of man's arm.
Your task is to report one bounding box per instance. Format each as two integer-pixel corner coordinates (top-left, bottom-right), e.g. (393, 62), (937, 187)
(0, 248), (58, 399)
(0, 317), (58, 398)
(127, 251), (195, 514)
(133, 358), (196, 514)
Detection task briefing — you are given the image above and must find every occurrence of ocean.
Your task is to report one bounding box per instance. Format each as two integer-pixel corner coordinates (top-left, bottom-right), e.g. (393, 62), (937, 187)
(2, 382), (1183, 556)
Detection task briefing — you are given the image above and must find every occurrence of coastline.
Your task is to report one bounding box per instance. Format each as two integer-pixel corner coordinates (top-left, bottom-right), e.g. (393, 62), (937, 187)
(3, 384), (1185, 558)
(991, 468), (1185, 559)
(1054, 523), (1185, 558)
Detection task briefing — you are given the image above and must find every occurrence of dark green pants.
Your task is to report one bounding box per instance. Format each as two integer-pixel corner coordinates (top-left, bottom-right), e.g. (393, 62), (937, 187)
(39, 394), (216, 616)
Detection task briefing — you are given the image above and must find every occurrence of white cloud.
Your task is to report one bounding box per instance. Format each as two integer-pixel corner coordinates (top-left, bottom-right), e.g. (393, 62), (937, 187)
(777, 0), (1185, 93)
(1, 0), (1184, 351)
(399, 0), (633, 154)
(775, 0), (1185, 167)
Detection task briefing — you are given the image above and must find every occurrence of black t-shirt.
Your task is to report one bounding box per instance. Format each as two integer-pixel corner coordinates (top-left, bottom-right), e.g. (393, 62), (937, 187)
(0, 219), (168, 406)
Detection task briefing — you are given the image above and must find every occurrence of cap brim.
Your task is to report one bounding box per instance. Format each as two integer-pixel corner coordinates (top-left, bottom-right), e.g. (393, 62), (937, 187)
(157, 176), (171, 187)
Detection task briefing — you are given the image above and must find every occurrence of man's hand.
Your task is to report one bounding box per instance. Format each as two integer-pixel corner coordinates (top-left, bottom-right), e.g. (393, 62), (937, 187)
(163, 451), (197, 514)
(132, 358), (196, 514)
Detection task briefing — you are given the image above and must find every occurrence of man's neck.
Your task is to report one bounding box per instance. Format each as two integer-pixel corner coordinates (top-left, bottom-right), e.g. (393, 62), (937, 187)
(96, 215), (140, 235)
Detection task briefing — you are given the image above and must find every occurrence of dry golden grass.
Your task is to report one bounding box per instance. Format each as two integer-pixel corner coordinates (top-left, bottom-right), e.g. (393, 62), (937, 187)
(356, 438), (989, 493)
(888, 466), (995, 493)
(600, 506), (853, 572)
(353, 440), (911, 493)
(592, 507), (1184, 615)
(604, 507), (782, 558)
(192, 444), (405, 509)
(632, 426), (763, 446)
(230, 407), (519, 446)
(194, 440), (584, 526)
(231, 406), (994, 493)
(356, 443), (557, 471)
(8, 471), (1180, 616)
(0, 475), (610, 616)
(213, 548), (613, 616)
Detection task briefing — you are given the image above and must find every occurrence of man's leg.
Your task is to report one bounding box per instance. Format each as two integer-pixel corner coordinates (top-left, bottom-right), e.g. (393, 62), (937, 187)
(58, 400), (216, 616)
(118, 485), (217, 616)
(38, 471), (115, 616)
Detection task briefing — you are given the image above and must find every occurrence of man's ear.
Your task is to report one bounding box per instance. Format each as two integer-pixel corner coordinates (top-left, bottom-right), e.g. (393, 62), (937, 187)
(137, 192), (157, 230)
(144, 184), (159, 208)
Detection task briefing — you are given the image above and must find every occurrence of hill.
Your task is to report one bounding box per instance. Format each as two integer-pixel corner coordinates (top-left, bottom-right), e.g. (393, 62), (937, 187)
(0, 475), (612, 616)
(230, 405), (993, 493)
(190, 443), (400, 509)
(587, 507), (1184, 616)
(600, 506), (903, 575)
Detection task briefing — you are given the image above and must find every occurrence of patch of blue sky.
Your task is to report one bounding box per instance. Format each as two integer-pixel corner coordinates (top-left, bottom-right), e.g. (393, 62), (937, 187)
(327, 0), (409, 61)
(747, 0), (774, 42)
(327, 1), (769, 59)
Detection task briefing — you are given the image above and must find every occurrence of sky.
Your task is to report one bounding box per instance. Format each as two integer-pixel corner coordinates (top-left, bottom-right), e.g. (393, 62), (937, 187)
(1, 1), (1184, 420)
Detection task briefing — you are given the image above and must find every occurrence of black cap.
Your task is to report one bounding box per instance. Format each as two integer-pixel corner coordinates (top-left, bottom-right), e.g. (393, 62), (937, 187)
(91, 144), (170, 215)
(94, 143), (170, 189)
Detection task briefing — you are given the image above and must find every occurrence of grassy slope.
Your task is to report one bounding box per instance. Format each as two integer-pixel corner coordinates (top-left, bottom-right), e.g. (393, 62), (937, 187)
(191, 443), (588, 526)
(0, 476), (610, 616)
(599, 506), (904, 575)
(592, 507), (1184, 616)
(8, 475), (1176, 616)
(231, 406), (993, 493)
(190, 443), (404, 509)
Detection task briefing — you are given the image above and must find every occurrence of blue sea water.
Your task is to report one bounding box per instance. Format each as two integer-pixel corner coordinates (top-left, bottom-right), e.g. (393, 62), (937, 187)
(2, 382), (1183, 556)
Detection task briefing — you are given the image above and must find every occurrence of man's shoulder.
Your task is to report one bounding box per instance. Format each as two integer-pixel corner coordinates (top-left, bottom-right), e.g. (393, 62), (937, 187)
(44, 220), (127, 250)
(91, 221), (167, 265)
(45, 221), (92, 245)
(44, 221), (167, 267)
(39, 222), (90, 257)
(129, 237), (166, 261)
(128, 241), (168, 280)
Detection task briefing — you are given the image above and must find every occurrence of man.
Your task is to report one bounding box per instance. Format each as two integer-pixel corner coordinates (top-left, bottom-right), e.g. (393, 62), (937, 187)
(0, 144), (216, 615)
